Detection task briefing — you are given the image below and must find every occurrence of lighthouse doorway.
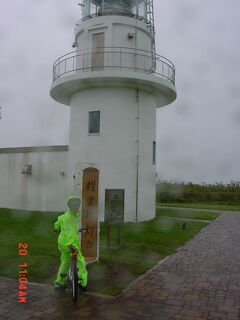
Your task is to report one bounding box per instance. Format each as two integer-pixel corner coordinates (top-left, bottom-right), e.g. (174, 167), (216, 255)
(81, 167), (99, 262)
(92, 32), (105, 70)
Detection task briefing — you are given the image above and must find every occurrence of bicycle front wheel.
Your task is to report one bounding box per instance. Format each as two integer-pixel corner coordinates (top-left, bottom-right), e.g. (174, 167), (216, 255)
(72, 260), (78, 302)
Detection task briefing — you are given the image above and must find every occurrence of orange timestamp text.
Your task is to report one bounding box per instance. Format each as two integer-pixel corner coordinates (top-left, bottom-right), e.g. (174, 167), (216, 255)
(18, 243), (28, 303)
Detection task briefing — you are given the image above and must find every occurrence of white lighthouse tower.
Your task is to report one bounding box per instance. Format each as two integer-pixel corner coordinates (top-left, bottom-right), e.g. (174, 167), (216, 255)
(50, 0), (176, 224)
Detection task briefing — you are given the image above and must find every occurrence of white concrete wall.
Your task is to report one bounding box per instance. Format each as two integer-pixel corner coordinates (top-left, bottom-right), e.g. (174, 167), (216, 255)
(0, 151), (69, 212)
(67, 87), (156, 222)
(75, 15), (152, 51)
(74, 15), (153, 72)
(0, 131), (156, 222)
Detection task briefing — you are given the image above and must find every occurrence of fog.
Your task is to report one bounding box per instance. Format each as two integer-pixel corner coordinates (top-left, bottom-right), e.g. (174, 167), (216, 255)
(0, 0), (239, 183)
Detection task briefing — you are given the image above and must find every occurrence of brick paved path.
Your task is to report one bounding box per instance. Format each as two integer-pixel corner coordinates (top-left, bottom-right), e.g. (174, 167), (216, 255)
(1, 211), (240, 319)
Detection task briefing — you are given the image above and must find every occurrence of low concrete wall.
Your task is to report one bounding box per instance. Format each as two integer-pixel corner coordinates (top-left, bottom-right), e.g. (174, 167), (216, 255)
(0, 146), (69, 212)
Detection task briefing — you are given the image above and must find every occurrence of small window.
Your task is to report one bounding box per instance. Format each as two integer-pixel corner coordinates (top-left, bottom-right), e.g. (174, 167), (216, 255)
(89, 111), (100, 134)
(153, 141), (156, 164)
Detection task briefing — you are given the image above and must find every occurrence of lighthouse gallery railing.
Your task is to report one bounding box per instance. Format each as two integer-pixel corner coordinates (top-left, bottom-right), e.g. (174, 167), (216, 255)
(52, 47), (175, 85)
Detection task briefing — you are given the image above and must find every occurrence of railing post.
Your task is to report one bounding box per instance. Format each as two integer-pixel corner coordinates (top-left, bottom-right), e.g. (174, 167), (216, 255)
(83, 53), (85, 72)
(107, 49), (109, 70)
(120, 48), (122, 70)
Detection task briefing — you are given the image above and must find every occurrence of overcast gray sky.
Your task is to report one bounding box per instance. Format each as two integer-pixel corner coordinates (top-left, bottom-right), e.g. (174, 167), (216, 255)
(0, 0), (239, 184)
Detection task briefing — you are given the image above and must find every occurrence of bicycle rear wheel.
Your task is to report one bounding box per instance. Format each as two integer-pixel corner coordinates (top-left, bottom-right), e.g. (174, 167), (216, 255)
(72, 260), (78, 302)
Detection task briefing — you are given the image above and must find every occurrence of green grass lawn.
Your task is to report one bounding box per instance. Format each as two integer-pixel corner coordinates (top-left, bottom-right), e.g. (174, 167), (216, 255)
(0, 208), (60, 284)
(156, 207), (220, 220)
(0, 207), (215, 295)
(157, 203), (240, 211)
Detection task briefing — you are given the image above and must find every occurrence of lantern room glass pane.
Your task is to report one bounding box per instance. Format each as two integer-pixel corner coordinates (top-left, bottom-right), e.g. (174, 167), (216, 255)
(82, 0), (147, 20)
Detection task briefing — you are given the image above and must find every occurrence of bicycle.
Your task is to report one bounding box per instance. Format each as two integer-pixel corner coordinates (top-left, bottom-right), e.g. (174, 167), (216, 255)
(66, 227), (88, 302)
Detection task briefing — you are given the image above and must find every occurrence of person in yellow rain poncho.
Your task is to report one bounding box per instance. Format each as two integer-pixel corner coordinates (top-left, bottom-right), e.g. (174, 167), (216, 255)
(53, 196), (88, 290)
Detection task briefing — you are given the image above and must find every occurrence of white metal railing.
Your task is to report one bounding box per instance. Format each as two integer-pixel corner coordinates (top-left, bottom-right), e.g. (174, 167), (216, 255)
(52, 47), (175, 85)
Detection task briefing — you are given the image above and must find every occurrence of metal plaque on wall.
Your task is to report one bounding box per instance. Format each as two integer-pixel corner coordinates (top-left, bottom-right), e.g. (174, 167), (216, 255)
(105, 189), (124, 225)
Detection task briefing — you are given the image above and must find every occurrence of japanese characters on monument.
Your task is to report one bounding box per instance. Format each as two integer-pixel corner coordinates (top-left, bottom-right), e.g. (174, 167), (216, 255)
(81, 168), (99, 262)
